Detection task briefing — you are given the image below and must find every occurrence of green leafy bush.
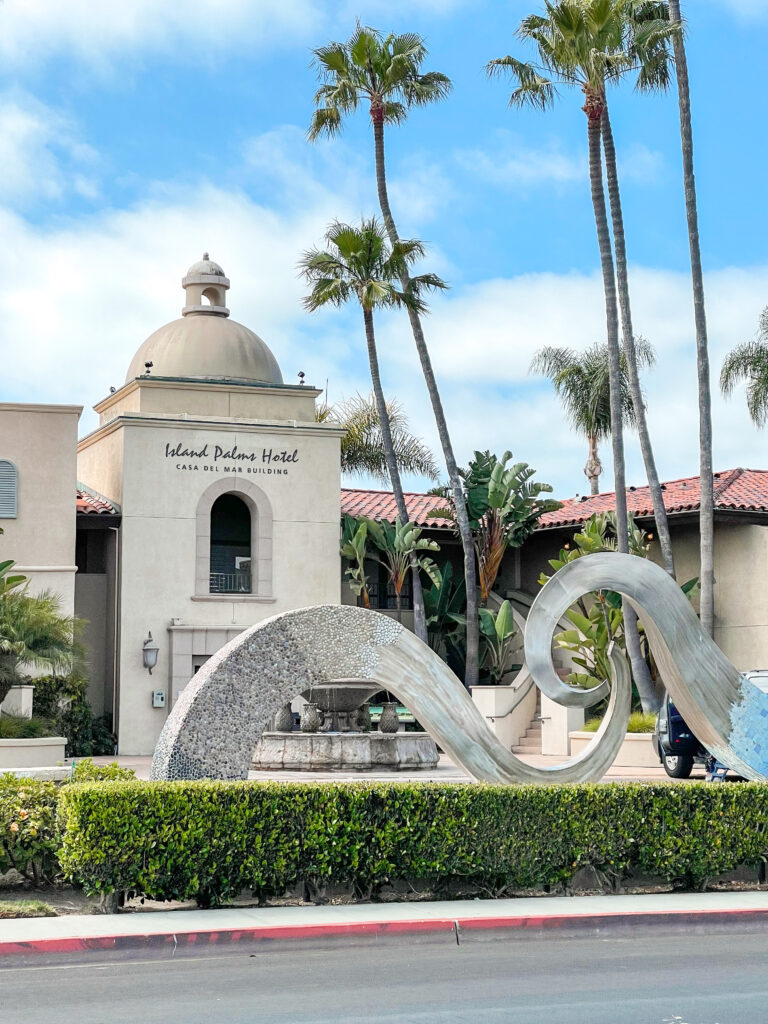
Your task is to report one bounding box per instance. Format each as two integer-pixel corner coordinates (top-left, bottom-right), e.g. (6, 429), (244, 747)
(0, 714), (57, 739)
(32, 674), (115, 757)
(58, 781), (768, 904)
(68, 758), (135, 782)
(0, 775), (60, 884)
(584, 711), (657, 734)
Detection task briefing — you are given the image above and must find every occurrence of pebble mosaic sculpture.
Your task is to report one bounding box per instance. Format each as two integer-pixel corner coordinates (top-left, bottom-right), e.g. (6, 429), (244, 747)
(150, 552), (768, 782)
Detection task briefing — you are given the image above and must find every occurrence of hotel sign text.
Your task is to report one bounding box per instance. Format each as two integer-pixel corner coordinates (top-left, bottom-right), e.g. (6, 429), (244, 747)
(165, 442), (299, 476)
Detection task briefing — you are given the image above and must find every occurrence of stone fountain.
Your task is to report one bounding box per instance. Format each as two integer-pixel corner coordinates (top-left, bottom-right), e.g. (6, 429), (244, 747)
(251, 681), (438, 772)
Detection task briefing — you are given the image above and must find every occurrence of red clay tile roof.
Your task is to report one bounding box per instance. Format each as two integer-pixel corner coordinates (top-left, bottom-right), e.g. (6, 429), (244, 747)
(76, 485), (120, 516)
(341, 488), (452, 530)
(539, 468), (768, 529)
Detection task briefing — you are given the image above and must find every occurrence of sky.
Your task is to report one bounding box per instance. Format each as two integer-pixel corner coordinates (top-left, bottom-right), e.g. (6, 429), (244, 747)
(0, 0), (767, 500)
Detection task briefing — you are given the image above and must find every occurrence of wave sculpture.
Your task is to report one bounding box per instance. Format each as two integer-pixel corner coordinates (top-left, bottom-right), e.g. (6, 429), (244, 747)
(150, 552), (768, 782)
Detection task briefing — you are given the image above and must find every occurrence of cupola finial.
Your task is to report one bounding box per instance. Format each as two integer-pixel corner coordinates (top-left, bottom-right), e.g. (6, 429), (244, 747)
(181, 254), (230, 318)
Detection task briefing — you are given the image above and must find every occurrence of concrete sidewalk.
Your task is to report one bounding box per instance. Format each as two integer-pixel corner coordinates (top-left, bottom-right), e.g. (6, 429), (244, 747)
(2, 891), (768, 959)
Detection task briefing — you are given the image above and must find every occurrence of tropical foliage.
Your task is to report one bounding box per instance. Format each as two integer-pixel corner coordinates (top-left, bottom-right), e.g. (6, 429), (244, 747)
(478, 600), (518, 685)
(317, 393), (438, 483)
(530, 338), (655, 495)
(0, 589), (81, 705)
(720, 307), (768, 427)
(340, 514), (372, 610)
(364, 516), (441, 615)
(0, 528), (25, 599)
(422, 561), (466, 667)
(436, 451), (560, 605)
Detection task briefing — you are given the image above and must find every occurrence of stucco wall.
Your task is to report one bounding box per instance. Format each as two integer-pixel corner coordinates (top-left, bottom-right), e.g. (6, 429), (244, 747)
(95, 379), (318, 427)
(0, 403), (81, 615)
(81, 404), (342, 755)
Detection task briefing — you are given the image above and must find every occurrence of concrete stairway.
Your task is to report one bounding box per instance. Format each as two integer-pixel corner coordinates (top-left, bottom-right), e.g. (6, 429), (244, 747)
(511, 692), (542, 755)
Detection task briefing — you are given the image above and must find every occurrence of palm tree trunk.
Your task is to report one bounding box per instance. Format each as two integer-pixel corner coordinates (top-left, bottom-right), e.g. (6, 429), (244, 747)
(669, 0), (715, 637)
(586, 95), (657, 713)
(601, 105), (675, 581)
(585, 97), (627, 548)
(362, 306), (427, 643)
(585, 433), (602, 495)
(372, 116), (479, 687)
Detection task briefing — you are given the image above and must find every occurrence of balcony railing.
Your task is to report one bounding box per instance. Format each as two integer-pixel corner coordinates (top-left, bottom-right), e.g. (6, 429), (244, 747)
(210, 571), (252, 594)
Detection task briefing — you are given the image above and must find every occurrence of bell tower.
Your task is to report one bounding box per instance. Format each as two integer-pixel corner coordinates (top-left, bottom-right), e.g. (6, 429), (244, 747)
(181, 252), (230, 318)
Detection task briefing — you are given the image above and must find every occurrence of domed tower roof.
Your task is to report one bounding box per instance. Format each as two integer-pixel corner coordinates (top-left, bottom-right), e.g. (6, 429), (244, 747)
(125, 254), (284, 385)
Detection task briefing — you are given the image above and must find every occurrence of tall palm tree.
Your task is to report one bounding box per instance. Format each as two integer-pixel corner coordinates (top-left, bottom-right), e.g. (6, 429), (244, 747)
(316, 392), (439, 483)
(598, 1), (678, 576)
(668, 0), (715, 636)
(488, 0), (631, 553)
(489, 1), (660, 708)
(299, 218), (445, 645)
(721, 307), (768, 426)
(308, 26), (482, 688)
(530, 338), (656, 495)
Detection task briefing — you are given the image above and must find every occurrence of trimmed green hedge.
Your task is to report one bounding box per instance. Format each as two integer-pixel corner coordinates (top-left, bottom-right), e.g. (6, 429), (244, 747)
(57, 781), (768, 905)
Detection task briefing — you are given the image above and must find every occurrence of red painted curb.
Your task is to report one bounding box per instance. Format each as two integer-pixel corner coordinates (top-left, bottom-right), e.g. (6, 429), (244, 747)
(2, 906), (768, 958)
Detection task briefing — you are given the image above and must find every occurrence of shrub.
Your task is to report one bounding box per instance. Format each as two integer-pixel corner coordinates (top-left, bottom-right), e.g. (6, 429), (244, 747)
(68, 758), (135, 782)
(58, 781), (768, 904)
(0, 714), (57, 739)
(32, 674), (115, 758)
(0, 775), (60, 884)
(584, 711), (657, 734)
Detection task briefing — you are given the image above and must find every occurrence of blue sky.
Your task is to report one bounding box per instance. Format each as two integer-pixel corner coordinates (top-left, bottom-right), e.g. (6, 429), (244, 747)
(1, 0), (767, 498)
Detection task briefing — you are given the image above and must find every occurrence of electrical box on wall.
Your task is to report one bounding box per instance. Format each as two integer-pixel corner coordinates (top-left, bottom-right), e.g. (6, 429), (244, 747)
(152, 690), (166, 709)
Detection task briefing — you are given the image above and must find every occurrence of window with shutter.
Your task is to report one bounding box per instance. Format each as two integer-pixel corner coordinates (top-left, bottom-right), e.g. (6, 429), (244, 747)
(0, 460), (18, 518)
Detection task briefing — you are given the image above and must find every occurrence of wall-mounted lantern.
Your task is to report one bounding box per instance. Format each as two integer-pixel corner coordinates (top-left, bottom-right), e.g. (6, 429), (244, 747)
(142, 631), (159, 675)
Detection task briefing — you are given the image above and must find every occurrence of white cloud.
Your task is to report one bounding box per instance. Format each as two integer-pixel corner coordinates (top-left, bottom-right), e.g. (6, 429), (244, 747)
(0, 0), (467, 72)
(2, 169), (767, 500)
(0, 0), (321, 71)
(457, 132), (584, 189)
(373, 262), (768, 497)
(0, 92), (99, 205)
(456, 132), (663, 191)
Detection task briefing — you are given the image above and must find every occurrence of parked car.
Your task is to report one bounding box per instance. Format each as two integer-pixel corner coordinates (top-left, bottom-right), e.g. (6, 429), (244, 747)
(654, 670), (768, 778)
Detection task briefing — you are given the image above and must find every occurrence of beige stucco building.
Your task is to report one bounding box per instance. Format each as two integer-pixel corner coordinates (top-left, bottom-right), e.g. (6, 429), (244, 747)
(0, 403), (82, 615)
(0, 256), (342, 754)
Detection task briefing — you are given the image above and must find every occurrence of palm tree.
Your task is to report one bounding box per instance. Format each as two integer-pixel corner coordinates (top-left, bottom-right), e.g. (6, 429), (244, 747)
(316, 392), (439, 483)
(721, 307), (768, 425)
(0, 589), (79, 704)
(530, 338), (656, 495)
(488, 1), (631, 553)
(299, 218), (445, 646)
(668, 0), (715, 636)
(489, 1), (661, 706)
(308, 25), (482, 688)
(598, 1), (678, 576)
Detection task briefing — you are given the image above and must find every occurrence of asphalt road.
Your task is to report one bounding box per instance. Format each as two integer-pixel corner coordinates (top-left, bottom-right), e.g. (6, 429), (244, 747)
(2, 923), (765, 1023)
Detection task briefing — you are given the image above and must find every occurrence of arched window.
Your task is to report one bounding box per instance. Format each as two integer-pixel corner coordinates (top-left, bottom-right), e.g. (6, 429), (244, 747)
(195, 477), (273, 600)
(209, 494), (251, 593)
(0, 460), (18, 518)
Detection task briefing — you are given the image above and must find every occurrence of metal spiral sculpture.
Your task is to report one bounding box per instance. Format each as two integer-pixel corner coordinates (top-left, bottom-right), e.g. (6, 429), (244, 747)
(151, 552), (768, 782)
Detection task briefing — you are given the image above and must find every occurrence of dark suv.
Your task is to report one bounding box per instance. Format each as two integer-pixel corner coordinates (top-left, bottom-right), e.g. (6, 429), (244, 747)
(653, 692), (706, 778)
(654, 670), (768, 778)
